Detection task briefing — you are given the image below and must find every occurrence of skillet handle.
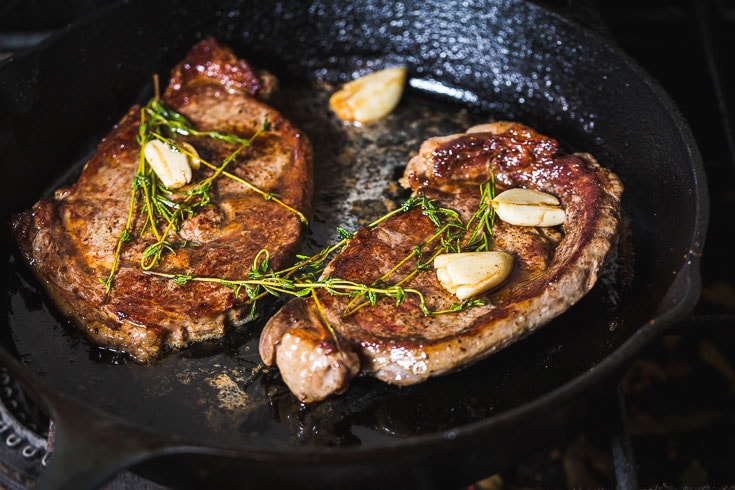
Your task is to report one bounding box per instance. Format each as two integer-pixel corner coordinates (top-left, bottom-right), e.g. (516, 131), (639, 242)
(34, 390), (175, 490)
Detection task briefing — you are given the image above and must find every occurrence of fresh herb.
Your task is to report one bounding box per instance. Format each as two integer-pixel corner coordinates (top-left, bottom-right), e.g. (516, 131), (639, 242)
(463, 177), (497, 252)
(149, 182), (497, 318)
(100, 88), (308, 298)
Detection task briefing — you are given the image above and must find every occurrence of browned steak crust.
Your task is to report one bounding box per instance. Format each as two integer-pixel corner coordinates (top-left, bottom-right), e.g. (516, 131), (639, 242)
(260, 122), (622, 403)
(12, 38), (313, 362)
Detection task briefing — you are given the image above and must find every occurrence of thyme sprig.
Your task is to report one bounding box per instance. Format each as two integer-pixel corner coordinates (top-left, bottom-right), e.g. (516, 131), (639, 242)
(150, 181), (499, 318)
(145, 99), (254, 146)
(463, 177), (497, 252)
(150, 249), (432, 315)
(99, 91), (308, 298)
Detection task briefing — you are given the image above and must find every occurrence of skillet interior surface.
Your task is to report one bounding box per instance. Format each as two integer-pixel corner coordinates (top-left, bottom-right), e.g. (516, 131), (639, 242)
(0, 0), (707, 482)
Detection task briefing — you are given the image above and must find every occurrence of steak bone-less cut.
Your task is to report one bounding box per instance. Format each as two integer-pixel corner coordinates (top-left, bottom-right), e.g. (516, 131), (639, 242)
(260, 121), (623, 403)
(11, 38), (313, 362)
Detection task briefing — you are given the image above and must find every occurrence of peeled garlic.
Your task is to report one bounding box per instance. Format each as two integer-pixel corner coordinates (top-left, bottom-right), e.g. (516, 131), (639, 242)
(178, 141), (200, 170)
(434, 251), (514, 301)
(329, 66), (407, 125)
(490, 188), (565, 227)
(144, 140), (200, 189)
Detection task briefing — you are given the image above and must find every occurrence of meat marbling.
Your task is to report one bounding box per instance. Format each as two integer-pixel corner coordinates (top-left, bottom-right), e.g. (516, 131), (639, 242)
(12, 38), (313, 362)
(260, 121), (623, 403)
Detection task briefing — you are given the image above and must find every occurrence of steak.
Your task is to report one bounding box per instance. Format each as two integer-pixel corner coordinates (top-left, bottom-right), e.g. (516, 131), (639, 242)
(12, 38), (313, 362)
(260, 121), (623, 402)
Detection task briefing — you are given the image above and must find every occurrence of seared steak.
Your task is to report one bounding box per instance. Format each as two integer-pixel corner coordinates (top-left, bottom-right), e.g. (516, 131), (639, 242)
(12, 38), (313, 362)
(260, 121), (623, 402)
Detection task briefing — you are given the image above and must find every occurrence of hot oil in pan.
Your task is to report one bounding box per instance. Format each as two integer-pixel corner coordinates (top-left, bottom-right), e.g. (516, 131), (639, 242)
(5, 81), (630, 449)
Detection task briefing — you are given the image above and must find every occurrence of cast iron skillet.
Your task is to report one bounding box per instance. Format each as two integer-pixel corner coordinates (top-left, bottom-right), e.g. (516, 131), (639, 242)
(0, 0), (708, 488)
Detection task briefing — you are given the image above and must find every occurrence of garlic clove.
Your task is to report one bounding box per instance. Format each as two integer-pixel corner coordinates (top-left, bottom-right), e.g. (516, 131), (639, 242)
(434, 251), (514, 301)
(178, 141), (200, 170)
(144, 139), (199, 189)
(329, 66), (407, 125)
(490, 188), (565, 227)
(434, 265), (454, 288)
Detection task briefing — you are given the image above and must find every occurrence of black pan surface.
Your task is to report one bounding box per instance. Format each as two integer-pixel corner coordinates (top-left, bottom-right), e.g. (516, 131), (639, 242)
(0, 0), (708, 488)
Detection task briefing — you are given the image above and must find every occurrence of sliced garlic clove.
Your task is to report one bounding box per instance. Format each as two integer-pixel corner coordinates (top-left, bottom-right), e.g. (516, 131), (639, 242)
(434, 265), (454, 289)
(144, 139), (199, 189)
(178, 141), (200, 170)
(329, 66), (407, 125)
(434, 251), (514, 301)
(490, 188), (565, 227)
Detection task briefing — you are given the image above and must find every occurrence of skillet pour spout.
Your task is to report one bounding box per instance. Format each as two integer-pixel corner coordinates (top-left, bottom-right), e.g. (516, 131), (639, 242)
(0, 0), (707, 488)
